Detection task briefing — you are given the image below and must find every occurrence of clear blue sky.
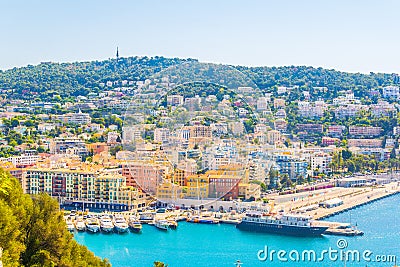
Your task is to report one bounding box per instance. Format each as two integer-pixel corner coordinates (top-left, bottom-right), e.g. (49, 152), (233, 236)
(1, 0), (399, 73)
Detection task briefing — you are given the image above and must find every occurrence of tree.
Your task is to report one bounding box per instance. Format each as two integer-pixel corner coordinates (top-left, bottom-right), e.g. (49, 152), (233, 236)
(11, 118), (19, 128)
(390, 147), (396, 159)
(268, 168), (279, 189)
(341, 149), (352, 160)
(0, 168), (110, 267)
(280, 174), (292, 189)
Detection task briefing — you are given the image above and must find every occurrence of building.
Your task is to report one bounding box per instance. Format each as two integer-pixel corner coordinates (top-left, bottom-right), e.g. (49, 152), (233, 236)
(296, 124), (323, 134)
(334, 104), (366, 119)
(37, 123), (56, 133)
(186, 174), (209, 199)
(167, 95), (184, 106)
(229, 121), (245, 136)
(122, 126), (143, 143)
(371, 100), (396, 117)
(267, 130), (282, 145)
(49, 137), (88, 156)
(297, 101), (326, 118)
(238, 183), (261, 200)
(275, 109), (286, 119)
(274, 119), (287, 133)
(59, 110), (91, 125)
(382, 86), (400, 99)
(256, 97), (269, 111)
(336, 177), (367, 188)
(156, 182), (183, 200)
(0, 152), (40, 167)
(321, 137), (340, 146)
(275, 153), (308, 180)
(311, 153), (332, 174)
(348, 139), (382, 148)
(208, 170), (241, 200)
(327, 125), (346, 137)
(349, 126), (382, 137)
(24, 165), (147, 211)
(122, 161), (167, 195)
(107, 131), (120, 144)
(273, 99), (285, 109)
(154, 128), (170, 143)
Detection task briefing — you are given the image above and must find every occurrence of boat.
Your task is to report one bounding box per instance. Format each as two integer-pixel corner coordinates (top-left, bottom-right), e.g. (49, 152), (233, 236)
(236, 211), (328, 237)
(167, 219), (178, 229)
(139, 212), (156, 224)
(128, 216), (142, 233)
(86, 217), (100, 233)
(187, 215), (219, 224)
(154, 220), (169, 231)
(324, 227), (364, 236)
(100, 215), (114, 233)
(113, 214), (129, 233)
(66, 220), (75, 232)
(75, 217), (86, 231)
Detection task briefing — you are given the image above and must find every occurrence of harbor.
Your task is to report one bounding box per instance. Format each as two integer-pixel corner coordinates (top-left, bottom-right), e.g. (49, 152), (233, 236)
(73, 192), (400, 267)
(65, 181), (400, 238)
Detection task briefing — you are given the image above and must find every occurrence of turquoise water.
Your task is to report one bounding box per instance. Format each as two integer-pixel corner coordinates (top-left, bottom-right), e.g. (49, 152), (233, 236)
(75, 194), (400, 267)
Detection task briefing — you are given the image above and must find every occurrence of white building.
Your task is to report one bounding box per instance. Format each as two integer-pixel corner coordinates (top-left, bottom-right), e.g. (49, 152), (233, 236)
(383, 86), (400, 99)
(154, 128), (170, 143)
(167, 95), (184, 106)
(256, 97), (269, 111)
(311, 153), (332, 174)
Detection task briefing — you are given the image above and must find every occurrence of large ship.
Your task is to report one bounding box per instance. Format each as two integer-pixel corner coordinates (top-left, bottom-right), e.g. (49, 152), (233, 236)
(236, 211), (328, 237)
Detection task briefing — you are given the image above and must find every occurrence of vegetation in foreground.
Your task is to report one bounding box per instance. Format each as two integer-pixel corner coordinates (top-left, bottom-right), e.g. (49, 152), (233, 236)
(0, 168), (110, 267)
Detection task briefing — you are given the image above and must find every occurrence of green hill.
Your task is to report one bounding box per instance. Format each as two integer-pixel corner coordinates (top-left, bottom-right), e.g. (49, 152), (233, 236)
(0, 56), (398, 101)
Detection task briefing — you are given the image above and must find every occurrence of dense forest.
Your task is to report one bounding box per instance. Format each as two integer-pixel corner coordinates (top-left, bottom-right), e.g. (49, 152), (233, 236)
(0, 56), (398, 101)
(0, 168), (110, 267)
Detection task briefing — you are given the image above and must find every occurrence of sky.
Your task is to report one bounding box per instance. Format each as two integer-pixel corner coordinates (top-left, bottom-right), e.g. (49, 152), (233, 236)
(1, 0), (399, 73)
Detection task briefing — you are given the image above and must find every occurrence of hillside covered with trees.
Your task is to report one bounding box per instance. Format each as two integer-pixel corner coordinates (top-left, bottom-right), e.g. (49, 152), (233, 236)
(0, 56), (399, 101)
(0, 168), (110, 267)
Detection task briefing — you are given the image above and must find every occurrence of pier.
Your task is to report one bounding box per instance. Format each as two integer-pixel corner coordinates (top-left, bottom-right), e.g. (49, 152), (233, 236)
(271, 182), (400, 220)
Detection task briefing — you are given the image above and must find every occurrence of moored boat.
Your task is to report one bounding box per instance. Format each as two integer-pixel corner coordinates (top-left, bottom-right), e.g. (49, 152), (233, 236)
(113, 214), (129, 233)
(139, 212), (156, 224)
(86, 217), (100, 233)
(236, 212), (328, 237)
(66, 220), (75, 232)
(128, 216), (142, 233)
(100, 215), (114, 233)
(187, 216), (219, 224)
(75, 217), (86, 232)
(167, 219), (178, 229)
(154, 220), (169, 231)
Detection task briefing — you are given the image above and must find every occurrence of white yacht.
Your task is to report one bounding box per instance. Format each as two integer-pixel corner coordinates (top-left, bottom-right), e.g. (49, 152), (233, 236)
(86, 217), (100, 233)
(154, 220), (169, 231)
(113, 214), (129, 233)
(75, 216), (86, 232)
(100, 215), (114, 233)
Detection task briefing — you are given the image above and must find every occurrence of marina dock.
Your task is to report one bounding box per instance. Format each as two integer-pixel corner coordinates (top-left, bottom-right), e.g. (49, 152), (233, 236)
(271, 182), (400, 220)
(65, 182), (399, 236)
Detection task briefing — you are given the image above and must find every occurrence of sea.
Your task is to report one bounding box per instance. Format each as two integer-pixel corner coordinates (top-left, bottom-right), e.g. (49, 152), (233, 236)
(74, 193), (400, 267)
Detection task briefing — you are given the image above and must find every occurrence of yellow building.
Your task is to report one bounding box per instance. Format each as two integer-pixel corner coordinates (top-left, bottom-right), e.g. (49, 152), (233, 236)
(239, 183), (261, 200)
(156, 182), (183, 200)
(118, 186), (147, 210)
(186, 174), (209, 199)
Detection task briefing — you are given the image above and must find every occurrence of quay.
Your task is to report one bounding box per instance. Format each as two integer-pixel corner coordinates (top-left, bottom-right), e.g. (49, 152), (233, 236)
(64, 181), (400, 236)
